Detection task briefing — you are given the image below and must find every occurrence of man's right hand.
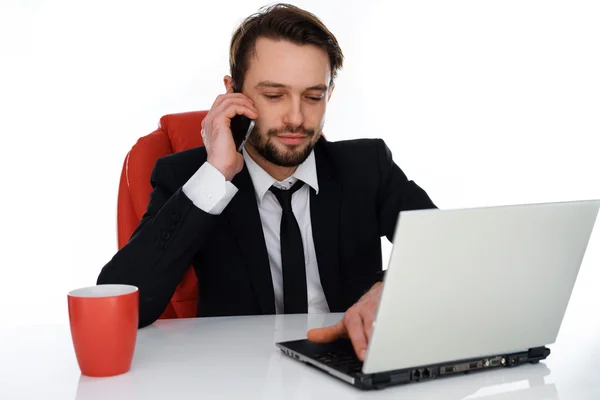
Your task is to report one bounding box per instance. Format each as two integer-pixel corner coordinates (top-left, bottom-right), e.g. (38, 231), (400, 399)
(202, 87), (259, 181)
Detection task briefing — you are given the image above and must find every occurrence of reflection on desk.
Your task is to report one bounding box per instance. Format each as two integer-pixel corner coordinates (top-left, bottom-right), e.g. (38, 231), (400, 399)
(4, 312), (600, 399)
(71, 314), (560, 400)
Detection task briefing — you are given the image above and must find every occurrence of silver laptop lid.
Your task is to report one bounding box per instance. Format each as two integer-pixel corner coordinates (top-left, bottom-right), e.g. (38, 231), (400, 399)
(363, 200), (600, 374)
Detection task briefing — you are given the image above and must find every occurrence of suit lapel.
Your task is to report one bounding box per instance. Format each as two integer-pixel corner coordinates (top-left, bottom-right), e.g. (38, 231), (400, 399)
(227, 165), (275, 314)
(310, 140), (343, 312)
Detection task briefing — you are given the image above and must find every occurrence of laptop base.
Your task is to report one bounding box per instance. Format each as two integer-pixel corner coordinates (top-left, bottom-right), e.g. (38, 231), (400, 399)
(277, 339), (550, 390)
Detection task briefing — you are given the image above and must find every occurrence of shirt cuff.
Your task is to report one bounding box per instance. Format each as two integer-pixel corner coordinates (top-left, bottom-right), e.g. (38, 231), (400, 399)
(182, 162), (238, 215)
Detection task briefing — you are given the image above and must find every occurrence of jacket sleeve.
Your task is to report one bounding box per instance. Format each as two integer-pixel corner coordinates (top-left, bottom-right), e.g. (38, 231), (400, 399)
(375, 139), (438, 243)
(97, 157), (221, 328)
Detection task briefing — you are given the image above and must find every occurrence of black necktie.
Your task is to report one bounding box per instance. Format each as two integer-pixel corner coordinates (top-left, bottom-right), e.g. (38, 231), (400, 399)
(269, 181), (308, 314)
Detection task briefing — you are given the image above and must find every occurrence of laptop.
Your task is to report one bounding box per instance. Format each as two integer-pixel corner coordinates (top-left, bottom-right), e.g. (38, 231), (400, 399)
(276, 199), (600, 390)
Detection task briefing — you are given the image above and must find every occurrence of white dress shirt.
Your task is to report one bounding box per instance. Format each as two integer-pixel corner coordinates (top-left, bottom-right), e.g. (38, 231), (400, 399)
(182, 149), (330, 314)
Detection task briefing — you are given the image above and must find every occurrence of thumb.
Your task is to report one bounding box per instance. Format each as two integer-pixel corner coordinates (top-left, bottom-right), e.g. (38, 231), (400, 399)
(307, 320), (347, 343)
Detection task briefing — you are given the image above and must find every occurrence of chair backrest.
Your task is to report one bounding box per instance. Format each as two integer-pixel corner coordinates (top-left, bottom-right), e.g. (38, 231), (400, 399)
(117, 110), (208, 319)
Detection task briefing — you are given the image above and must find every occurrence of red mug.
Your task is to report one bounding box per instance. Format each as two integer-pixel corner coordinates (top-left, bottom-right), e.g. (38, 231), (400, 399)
(68, 284), (139, 377)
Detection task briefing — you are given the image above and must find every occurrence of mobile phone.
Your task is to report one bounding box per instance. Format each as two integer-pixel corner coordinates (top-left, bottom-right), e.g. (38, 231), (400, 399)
(230, 86), (256, 152)
(230, 114), (255, 152)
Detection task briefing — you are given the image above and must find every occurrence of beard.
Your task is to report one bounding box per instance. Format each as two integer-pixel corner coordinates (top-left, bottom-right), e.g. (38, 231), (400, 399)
(247, 124), (320, 167)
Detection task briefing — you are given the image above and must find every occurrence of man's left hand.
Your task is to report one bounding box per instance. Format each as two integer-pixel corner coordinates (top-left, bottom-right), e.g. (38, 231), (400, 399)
(307, 281), (383, 361)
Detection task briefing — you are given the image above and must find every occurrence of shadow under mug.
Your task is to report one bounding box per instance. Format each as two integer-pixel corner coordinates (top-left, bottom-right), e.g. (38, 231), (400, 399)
(68, 284), (139, 377)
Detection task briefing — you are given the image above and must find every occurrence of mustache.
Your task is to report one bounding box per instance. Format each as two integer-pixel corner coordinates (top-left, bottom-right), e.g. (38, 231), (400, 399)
(267, 126), (316, 137)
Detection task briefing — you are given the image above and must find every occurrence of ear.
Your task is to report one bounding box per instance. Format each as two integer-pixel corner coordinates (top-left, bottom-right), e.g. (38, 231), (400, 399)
(223, 75), (235, 92)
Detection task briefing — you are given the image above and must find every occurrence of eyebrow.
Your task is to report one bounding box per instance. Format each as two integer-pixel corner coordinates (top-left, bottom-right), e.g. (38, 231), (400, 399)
(254, 81), (328, 92)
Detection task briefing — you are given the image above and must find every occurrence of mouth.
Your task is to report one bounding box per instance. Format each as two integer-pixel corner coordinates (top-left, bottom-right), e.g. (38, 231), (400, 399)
(275, 134), (309, 146)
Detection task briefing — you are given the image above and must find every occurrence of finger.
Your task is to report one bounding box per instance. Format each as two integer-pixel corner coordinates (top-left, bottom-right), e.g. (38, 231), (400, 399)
(307, 319), (346, 343)
(218, 97), (259, 116)
(362, 309), (376, 343)
(207, 105), (259, 136)
(345, 313), (368, 361)
(210, 93), (228, 110)
(215, 93), (255, 108)
(222, 104), (259, 121)
(213, 99), (258, 119)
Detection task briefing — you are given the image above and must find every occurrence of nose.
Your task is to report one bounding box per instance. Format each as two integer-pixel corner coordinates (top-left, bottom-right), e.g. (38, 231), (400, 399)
(282, 97), (305, 129)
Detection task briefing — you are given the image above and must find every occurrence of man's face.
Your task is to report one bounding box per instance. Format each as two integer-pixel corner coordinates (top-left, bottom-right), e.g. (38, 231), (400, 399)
(240, 37), (332, 167)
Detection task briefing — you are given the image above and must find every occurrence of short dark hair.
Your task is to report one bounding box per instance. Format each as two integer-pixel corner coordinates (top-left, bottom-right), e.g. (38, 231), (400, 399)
(229, 3), (344, 92)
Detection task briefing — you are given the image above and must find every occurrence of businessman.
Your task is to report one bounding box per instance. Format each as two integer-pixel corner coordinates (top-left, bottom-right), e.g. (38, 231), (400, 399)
(97, 3), (436, 361)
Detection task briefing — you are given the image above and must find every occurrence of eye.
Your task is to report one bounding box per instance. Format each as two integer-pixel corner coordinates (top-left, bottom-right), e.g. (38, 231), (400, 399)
(264, 94), (282, 100)
(307, 96), (324, 102)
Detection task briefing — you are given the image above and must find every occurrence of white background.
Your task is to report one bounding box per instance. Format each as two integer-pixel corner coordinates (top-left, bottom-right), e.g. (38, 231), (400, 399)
(1, 0), (598, 326)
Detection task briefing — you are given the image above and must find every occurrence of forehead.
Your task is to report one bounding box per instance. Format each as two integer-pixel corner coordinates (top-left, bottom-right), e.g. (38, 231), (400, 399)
(245, 37), (331, 89)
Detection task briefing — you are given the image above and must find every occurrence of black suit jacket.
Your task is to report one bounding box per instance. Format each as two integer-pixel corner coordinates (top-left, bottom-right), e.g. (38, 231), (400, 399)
(97, 137), (436, 327)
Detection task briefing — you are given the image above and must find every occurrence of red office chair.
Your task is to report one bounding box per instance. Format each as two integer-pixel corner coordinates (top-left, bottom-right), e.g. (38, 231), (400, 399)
(117, 111), (208, 319)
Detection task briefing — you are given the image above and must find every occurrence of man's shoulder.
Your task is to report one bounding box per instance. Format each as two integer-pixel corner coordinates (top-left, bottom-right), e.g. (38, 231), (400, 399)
(159, 145), (208, 165)
(314, 137), (392, 184)
(321, 137), (384, 152)
(154, 146), (208, 181)
(318, 137), (387, 166)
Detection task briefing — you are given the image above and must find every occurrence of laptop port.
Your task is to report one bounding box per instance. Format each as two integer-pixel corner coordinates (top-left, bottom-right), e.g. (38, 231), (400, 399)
(422, 368), (431, 379)
(412, 369), (421, 380)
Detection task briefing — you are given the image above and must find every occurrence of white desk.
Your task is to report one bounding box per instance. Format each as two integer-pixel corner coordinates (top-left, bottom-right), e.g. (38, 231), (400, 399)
(1, 308), (600, 400)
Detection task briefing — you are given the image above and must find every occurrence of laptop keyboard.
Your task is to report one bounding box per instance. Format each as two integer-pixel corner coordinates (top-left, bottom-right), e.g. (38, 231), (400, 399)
(313, 348), (364, 374)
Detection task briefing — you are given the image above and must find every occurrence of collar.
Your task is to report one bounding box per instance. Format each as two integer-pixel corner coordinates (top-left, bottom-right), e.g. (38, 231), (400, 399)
(242, 146), (320, 204)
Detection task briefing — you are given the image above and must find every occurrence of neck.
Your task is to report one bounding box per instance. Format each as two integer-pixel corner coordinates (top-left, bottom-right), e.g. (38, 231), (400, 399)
(245, 144), (298, 182)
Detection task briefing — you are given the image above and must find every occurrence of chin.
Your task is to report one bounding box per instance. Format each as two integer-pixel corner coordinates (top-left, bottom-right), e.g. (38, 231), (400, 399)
(278, 142), (305, 152)
(267, 143), (313, 167)
(280, 142), (311, 154)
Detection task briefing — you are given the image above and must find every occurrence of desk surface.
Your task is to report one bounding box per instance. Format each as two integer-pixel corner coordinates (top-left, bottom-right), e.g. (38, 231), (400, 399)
(2, 308), (600, 400)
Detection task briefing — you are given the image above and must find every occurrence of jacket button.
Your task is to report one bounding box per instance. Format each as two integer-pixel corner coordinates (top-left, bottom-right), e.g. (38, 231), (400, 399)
(162, 231), (171, 240)
(173, 212), (181, 222)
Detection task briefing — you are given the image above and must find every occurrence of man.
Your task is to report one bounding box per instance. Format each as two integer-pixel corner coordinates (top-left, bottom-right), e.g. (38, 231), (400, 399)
(97, 3), (436, 361)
